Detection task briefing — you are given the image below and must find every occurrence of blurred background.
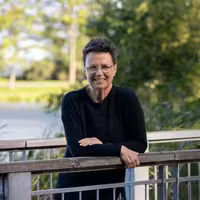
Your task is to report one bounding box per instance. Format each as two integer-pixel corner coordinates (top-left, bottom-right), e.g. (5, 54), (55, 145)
(0, 0), (200, 140)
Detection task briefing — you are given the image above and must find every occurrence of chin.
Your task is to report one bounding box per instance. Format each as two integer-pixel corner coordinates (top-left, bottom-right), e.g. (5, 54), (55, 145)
(93, 83), (107, 90)
(95, 85), (106, 90)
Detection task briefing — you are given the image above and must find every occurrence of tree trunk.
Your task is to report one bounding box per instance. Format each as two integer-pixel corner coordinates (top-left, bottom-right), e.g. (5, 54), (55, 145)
(69, 22), (77, 84)
(9, 67), (16, 90)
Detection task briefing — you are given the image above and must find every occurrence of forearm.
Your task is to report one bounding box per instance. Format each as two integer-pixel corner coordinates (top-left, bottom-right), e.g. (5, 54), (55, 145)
(120, 141), (147, 153)
(68, 141), (122, 157)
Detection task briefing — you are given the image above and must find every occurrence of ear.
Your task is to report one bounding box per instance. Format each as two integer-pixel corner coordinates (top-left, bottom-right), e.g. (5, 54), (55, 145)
(113, 64), (117, 76)
(84, 68), (87, 79)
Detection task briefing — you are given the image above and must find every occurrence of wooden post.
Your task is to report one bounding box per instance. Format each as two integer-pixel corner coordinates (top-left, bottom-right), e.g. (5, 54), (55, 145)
(8, 172), (32, 200)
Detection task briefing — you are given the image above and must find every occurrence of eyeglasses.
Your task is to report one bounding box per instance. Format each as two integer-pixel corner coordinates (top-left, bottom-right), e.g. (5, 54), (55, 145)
(85, 65), (113, 73)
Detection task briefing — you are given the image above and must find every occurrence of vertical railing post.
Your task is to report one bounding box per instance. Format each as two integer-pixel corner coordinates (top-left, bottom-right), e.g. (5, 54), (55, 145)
(7, 172), (32, 200)
(198, 162), (200, 200)
(21, 150), (27, 161)
(154, 165), (158, 200)
(158, 165), (165, 200)
(9, 152), (13, 162)
(187, 163), (192, 200)
(0, 176), (3, 199)
(2, 175), (9, 200)
(128, 146), (149, 200)
(165, 166), (168, 200)
(172, 164), (179, 200)
(125, 168), (134, 200)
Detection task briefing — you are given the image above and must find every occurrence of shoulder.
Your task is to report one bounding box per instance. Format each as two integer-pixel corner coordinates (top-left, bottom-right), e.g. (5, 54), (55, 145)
(62, 87), (86, 106)
(113, 86), (143, 112)
(113, 85), (139, 101)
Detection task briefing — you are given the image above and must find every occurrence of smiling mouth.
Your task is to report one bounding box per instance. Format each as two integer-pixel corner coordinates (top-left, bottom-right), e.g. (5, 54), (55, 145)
(94, 78), (106, 81)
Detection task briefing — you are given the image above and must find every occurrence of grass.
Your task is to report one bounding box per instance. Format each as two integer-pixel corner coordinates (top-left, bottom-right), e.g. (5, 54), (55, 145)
(0, 79), (88, 102)
(0, 80), (69, 103)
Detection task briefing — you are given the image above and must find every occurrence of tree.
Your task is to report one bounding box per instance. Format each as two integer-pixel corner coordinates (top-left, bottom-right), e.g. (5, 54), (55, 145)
(0, 0), (91, 84)
(0, 0), (36, 88)
(86, 0), (200, 130)
(34, 0), (90, 83)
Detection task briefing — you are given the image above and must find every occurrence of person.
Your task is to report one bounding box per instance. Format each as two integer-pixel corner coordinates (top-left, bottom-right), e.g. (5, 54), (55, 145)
(54, 38), (147, 200)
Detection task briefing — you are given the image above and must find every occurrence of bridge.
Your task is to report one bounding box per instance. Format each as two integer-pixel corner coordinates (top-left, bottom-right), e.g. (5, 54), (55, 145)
(0, 130), (200, 200)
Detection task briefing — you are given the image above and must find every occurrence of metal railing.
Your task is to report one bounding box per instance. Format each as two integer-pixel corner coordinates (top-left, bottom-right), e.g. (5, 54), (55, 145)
(0, 130), (200, 200)
(1, 130), (200, 162)
(0, 150), (200, 200)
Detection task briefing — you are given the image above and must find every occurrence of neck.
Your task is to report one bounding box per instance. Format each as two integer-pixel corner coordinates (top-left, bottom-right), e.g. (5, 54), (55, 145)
(87, 84), (113, 103)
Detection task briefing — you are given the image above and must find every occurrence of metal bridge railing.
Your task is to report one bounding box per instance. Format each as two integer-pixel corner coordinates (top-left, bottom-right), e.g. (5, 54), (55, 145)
(0, 130), (200, 200)
(0, 150), (200, 200)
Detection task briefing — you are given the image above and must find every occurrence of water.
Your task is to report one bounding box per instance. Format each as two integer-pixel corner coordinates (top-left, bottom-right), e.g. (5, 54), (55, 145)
(0, 103), (63, 140)
(0, 103), (64, 195)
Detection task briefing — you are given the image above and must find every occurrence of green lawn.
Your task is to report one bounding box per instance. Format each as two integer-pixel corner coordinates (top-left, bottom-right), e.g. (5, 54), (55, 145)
(0, 80), (69, 102)
(0, 80), (88, 102)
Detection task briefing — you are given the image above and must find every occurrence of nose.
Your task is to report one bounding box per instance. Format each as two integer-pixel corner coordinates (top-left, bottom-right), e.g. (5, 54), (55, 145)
(95, 67), (104, 76)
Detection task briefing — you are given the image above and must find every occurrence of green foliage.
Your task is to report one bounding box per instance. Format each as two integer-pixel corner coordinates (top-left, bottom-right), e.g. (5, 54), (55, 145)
(86, 0), (200, 131)
(0, 0), (90, 82)
(45, 80), (88, 112)
(23, 60), (69, 81)
(23, 60), (57, 80)
(145, 99), (200, 131)
(87, 0), (200, 92)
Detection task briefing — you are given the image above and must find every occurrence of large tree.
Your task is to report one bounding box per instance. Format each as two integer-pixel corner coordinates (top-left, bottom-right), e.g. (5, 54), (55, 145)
(88, 0), (200, 96)
(0, 0), (37, 88)
(87, 0), (200, 130)
(0, 0), (91, 84)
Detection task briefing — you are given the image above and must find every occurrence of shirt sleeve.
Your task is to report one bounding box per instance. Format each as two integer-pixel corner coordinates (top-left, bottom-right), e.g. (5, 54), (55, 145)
(61, 93), (122, 157)
(120, 90), (147, 153)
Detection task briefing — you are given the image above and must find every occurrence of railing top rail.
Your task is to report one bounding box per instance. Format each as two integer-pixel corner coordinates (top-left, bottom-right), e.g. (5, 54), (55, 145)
(148, 130), (200, 143)
(1, 130), (200, 151)
(0, 138), (66, 151)
(0, 150), (200, 174)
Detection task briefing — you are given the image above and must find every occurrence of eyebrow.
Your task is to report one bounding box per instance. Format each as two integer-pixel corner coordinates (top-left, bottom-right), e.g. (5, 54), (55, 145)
(87, 64), (112, 67)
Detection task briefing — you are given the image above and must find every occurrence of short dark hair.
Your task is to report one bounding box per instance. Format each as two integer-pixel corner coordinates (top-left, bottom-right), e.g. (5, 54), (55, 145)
(82, 37), (119, 66)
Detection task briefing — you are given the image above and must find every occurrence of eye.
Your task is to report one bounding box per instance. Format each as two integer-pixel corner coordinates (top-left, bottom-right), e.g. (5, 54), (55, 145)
(90, 66), (97, 69)
(102, 65), (110, 69)
(87, 66), (96, 71)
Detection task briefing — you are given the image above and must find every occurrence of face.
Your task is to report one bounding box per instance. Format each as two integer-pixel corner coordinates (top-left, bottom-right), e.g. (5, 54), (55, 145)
(85, 52), (117, 90)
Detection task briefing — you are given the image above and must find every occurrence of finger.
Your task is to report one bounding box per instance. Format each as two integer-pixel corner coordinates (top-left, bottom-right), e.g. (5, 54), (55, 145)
(80, 142), (88, 146)
(136, 157), (140, 166)
(129, 155), (137, 168)
(80, 140), (99, 146)
(89, 142), (102, 145)
(80, 141), (90, 146)
(132, 152), (139, 156)
(126, 156), (133, 168)
(128, 161), (136, 168)
(92, 138), (103, 144)
(79, 138), (89, 143)
(91, 138), (99, 143)
(134, 154), (140, 166)
(88, 143), (96, 146)
(95, 141), (102, 144)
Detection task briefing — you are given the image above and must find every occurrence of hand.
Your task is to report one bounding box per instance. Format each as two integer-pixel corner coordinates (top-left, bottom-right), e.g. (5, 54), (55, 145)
(120, 145), (140, 168)
(79, 137), (103, 146)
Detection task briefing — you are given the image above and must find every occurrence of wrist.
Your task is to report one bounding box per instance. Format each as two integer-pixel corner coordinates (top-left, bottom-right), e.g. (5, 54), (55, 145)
(121, 145), (126, 155)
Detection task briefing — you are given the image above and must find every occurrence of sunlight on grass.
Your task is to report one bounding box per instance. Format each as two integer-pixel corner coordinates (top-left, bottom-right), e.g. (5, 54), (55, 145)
(0, 81), (68, 103)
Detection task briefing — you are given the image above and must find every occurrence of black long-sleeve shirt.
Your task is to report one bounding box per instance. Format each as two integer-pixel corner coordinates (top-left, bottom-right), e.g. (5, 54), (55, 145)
(56, 85), (147, 199)
(62, 85), (147, 158)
